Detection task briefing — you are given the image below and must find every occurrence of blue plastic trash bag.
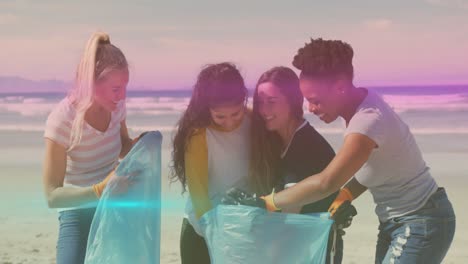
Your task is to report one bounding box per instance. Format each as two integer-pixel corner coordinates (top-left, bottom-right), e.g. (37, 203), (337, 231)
(199, 205), (333, 264)
(85, 131), (162, 264)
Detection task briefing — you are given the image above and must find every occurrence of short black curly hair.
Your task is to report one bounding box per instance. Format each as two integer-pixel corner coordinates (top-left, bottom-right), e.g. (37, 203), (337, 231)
(292, 38), (354, 80)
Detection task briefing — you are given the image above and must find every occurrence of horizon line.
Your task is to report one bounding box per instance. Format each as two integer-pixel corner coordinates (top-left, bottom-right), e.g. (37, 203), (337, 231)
(1, 83), (468, 95)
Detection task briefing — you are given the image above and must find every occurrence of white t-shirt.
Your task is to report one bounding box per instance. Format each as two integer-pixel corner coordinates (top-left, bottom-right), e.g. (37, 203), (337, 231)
(44, 97), (126, 200)
(345, 89), (438, 222)
(185, 116), (251, 235)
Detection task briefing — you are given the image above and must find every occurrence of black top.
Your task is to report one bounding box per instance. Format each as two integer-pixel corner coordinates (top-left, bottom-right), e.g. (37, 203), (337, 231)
(279, 122), (338, 214)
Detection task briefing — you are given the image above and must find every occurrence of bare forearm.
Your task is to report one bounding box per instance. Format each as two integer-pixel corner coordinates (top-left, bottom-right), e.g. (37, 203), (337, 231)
(281, 184), (304, 214)
(274, 173), (336, 210)
(272, 134), (375, 210)
(46, 186), (98, 208)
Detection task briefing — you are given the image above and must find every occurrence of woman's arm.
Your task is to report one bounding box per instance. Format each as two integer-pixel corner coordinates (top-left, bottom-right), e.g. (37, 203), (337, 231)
(185, 131), (213, 219)
(119, 120), (133, 159)
(272, 133), (376, 210)
(42, 139), (98, 208)
(327, 177), (367, 216)
(344, 177), (367, 200)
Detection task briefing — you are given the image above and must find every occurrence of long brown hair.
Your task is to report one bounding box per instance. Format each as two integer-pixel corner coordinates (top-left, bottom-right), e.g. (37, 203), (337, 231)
(170, 62), (248, 192)
(250, 66), (303, 195)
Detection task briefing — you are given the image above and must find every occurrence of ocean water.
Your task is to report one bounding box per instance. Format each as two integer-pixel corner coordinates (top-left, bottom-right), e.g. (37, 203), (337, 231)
(1, 85), (467, 134)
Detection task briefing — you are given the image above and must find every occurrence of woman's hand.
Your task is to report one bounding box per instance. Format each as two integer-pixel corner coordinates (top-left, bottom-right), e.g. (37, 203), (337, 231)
(331, 200), (357, 229)
(93, 169), (141, 198)
(222, 188), (267, 209)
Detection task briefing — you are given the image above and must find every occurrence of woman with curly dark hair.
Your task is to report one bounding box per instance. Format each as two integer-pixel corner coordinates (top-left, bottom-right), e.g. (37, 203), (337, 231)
(259, 38), (455, 264)
(171, 62), (250, 264)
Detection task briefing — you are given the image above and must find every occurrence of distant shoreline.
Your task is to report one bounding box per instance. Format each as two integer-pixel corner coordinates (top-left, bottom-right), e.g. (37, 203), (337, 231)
(0, 84), (467, 96)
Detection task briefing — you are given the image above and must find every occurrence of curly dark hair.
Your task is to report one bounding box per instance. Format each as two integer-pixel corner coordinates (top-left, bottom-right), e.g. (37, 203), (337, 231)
(170, 62), (248, 192)
(292, 38), (354, 80)
(249, 66), (303, 195)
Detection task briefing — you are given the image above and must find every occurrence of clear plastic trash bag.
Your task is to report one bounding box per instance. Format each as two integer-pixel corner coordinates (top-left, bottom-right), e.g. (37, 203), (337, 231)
(199, 205), (333, 264)
(85, 131), (162, 264)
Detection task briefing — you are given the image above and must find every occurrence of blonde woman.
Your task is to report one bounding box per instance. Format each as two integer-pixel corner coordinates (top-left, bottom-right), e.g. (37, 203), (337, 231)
(43, 32), (134, 264)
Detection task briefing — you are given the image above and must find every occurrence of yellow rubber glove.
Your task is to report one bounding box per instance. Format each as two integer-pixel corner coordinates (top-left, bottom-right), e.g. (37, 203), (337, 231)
(328, 187), (353, 217)
(93, 169), (115, 198)
(260, 189), (281, 212)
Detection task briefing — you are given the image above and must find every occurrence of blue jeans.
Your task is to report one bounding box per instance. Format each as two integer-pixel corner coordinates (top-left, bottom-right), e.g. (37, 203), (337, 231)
(56, 207), (96, 264)
(375, 188), (455, 264)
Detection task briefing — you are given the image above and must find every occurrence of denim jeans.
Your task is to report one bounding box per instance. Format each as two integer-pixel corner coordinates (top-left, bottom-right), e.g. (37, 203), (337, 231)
(375, 188), (456, 264)
(56, 207), (96, 264)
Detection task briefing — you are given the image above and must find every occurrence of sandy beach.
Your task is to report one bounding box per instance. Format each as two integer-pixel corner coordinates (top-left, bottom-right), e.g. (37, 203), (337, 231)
(1, 129), (467, 264)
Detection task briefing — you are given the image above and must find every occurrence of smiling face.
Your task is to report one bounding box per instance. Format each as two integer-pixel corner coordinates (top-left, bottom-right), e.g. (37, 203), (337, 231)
(299, 77), (344, 124)
(256, 82), (294, 132)
(93, 68), (129, 112)
(209, 102), (246, 131)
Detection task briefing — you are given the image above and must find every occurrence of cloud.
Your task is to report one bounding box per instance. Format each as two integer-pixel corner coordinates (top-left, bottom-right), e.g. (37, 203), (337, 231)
(0, 14), (18, 25)
(426, 0), (468, 9)
(363, 19), (393, 30)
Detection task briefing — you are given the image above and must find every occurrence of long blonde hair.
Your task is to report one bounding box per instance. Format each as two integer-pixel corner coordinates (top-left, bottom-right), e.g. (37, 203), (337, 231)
(67, 32), (128, 150)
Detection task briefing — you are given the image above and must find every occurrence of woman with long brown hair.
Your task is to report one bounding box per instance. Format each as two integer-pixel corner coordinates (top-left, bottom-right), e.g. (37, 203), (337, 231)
(171, 62), (251, 264)
(249, 66), (346, 263)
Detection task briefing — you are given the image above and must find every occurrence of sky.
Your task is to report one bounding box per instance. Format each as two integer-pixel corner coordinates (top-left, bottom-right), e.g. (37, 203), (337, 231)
(0, 0), (467, 90)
